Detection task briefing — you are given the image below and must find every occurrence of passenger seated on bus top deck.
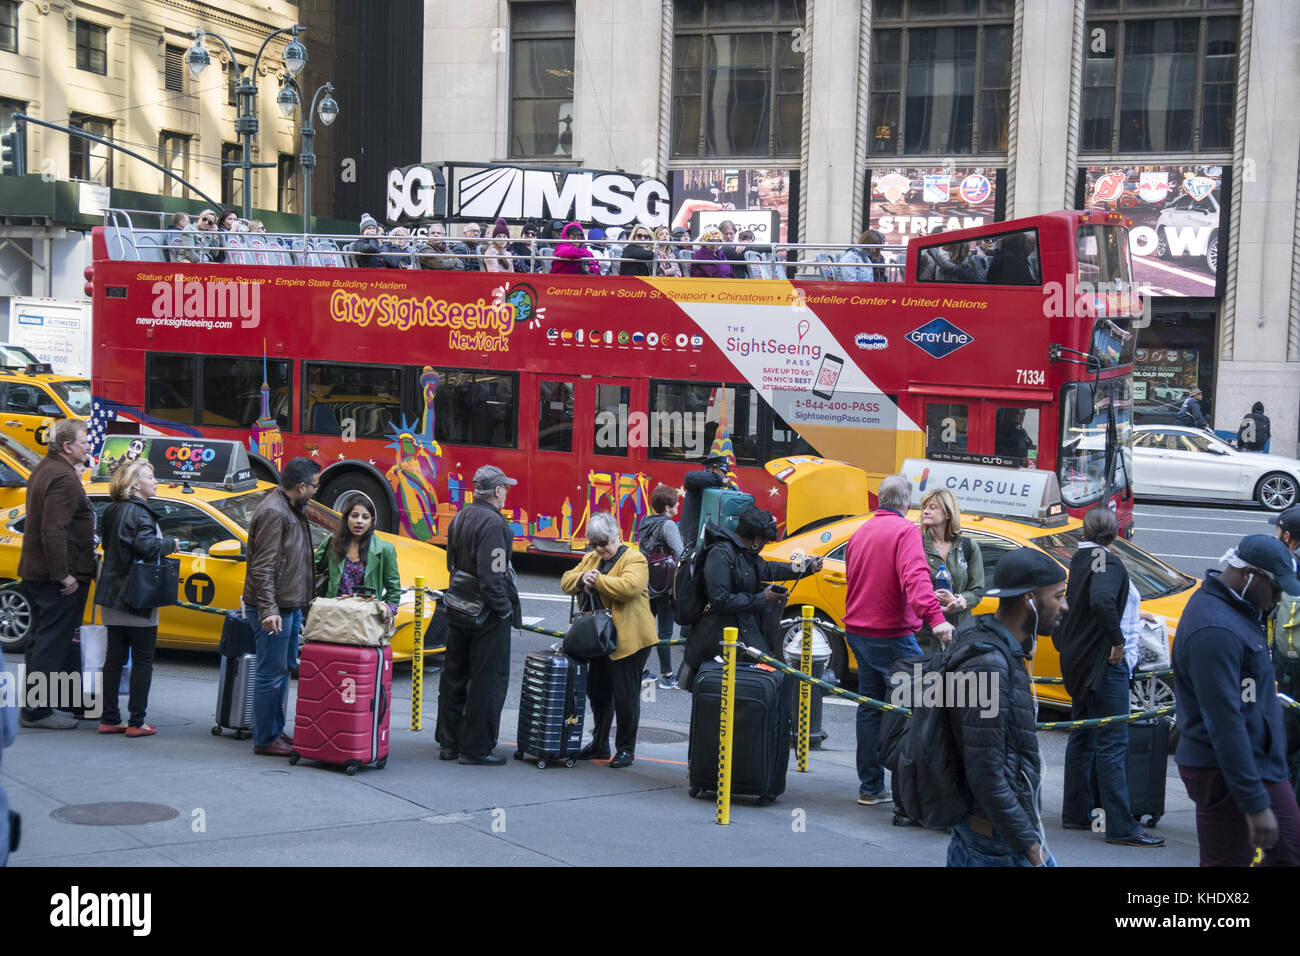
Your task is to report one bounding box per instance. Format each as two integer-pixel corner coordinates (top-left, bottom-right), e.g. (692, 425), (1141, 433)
(718, 220), (746, 278)
(483, 219), (515, 273)
(193, 208), (223, 263)
(414, 223), (462, 271)
(350, 212), (386, 267)
(838, 229), (886, 282)
(509, 219), (544, 273)
(587, 227), (612, 275)
(618, 225), (655, 277)
(690, 227), (733, 278)
(460, 222), (485, 271)
(549, 222), (600, 275)
(985, 232), (1039, 286)
(385, 226), (417, 269)
(672, 226), (694, 273)
(168, 212), (202, 264)
(654, 226), (683, 277)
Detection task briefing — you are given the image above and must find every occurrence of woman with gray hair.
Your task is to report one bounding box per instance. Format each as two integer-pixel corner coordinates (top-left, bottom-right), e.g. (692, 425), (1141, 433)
(560, 512), (658, 767)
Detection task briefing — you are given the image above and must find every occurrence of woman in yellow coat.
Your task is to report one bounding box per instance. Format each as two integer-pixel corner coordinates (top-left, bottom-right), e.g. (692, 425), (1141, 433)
(560, 511), (658, 767)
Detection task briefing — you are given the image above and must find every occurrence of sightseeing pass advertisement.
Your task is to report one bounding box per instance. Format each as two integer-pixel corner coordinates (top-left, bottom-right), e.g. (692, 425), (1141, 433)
(1079, 164), (1228, 298)
(866, 167), (1004, 247)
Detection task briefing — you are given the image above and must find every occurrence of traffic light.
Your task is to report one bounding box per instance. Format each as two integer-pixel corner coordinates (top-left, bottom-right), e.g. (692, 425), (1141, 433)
(0, 127), (24, 177)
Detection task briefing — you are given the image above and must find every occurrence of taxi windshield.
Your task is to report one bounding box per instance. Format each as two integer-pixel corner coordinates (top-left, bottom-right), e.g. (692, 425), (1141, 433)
(207, 489), (339, 548)
(49, 380), (93, 417)
(1032, 528), (1194, 600)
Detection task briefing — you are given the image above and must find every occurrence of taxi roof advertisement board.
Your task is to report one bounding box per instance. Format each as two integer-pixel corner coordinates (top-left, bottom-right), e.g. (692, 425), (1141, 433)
(97, 436), (254, 488)
(902, 458), (1058, 522)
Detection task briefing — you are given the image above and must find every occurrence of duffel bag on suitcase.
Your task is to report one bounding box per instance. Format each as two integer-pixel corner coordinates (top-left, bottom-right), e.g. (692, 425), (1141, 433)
(687, 660), (789, 805)
(301, 593), (393, 646)
(291, 642), (392, 774)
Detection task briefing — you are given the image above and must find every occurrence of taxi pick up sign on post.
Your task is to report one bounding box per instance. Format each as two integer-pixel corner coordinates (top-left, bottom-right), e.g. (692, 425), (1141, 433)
(96, 436), (257, 490)
(901, 458), (1066, 525)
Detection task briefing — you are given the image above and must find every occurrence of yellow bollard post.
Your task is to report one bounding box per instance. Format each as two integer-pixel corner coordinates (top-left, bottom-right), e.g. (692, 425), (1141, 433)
(411, 576), (425, 732)
(717, 625), (738, 825)
(798, 604), (813, 772)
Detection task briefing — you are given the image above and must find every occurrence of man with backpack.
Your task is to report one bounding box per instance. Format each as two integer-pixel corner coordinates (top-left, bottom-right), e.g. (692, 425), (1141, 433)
(639, 484), (685, 689)
(946, 548), (1069, 866)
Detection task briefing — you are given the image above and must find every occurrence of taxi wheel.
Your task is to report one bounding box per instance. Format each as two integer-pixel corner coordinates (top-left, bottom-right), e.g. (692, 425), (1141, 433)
(0, 585), (33, 653)
(1129, 675), (1178, 746)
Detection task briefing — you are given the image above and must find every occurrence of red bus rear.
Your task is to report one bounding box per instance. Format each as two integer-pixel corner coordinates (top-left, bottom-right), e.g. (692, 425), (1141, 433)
(87, 207), (1137, 552)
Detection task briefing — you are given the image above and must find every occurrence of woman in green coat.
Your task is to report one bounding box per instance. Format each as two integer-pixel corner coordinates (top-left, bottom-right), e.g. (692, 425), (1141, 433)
(917, 487), (985, 654)
(315, 493), (402, 619)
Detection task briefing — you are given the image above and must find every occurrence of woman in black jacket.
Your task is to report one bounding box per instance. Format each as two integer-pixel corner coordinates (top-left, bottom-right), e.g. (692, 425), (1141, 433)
(617, 225), (656, 276)
(94, 461), (179, 737)
(683, 507), (821, 673)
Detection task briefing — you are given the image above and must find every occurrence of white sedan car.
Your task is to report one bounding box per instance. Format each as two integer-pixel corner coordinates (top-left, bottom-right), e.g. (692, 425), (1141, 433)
(1133, 425), (1300, 510)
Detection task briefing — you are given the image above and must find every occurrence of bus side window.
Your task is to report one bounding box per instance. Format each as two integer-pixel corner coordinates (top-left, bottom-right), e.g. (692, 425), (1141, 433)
(994, 406), (1040, 467)
(145, 353), (197, 425)
(925, 402), (968, 455)
(538, 381), (574, 453)
(302, 362), (402, 439)
(592, 384), (630, 457)
(433, 369), (518, 449)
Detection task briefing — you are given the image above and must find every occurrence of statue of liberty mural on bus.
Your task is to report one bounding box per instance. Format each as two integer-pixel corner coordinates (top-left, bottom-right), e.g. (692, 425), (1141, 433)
(385, 366), (442, 540)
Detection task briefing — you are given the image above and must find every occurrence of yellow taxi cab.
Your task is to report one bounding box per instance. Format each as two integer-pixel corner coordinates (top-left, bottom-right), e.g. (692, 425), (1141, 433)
(761, 457), (1198, 713)
(0, 429), (43, 511)
(0, 364), (93, 455)
(0, 436), (448, 662)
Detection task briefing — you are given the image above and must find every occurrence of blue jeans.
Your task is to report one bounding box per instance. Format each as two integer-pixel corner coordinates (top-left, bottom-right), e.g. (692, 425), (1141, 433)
(846, 632), (922, 795)
(1062, 661), (1138, 839)
(947, 822), (1059, 867)
(247, 605), (302, 747)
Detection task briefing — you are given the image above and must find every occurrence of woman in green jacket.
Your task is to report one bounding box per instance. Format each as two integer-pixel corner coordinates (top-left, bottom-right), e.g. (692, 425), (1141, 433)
(917, 487), (985, 654)
(315, 493), (401, 619)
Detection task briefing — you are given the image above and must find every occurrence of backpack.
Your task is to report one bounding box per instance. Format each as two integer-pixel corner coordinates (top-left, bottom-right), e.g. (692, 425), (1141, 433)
(638, 515), (678, 598)
(672, 525), (723, 626)
(891, 631), (1014, 829)
(1272, 592), (1300, 668)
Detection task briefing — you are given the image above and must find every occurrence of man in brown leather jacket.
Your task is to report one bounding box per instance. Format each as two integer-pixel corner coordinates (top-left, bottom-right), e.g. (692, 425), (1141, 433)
(19, 419), (93, 729)
(242, 457), (319, 756)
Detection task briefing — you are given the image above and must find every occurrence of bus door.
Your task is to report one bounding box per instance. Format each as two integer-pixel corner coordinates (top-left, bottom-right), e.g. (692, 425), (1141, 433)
(575, 376), (643, 543)
(914, 389), (1045, 469)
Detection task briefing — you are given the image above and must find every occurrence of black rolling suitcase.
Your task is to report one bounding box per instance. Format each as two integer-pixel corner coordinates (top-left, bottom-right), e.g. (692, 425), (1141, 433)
(514, 650), (588, 769)
(213, 610), (257, 739)
(687, 661), (789, 805)
(1089, 716), (1169, 827)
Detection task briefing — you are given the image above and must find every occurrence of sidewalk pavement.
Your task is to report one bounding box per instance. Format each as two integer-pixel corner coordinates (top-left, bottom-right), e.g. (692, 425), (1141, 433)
(2, 664), (1201, 867)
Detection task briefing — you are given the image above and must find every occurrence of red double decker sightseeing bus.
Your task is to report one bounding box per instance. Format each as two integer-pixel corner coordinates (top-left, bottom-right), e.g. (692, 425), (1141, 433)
(87, 208), (1138, 553)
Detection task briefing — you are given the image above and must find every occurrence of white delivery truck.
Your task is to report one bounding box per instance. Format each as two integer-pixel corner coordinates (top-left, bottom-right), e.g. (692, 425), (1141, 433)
(7, 297), (93, 376)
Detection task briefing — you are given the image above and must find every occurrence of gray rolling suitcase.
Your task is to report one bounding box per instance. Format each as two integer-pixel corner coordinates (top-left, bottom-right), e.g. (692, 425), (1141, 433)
(514, 650), (588, 768)
(213, 610), (256, 739)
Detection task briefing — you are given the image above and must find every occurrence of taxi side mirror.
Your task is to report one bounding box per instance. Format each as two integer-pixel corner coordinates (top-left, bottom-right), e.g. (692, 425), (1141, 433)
(209, 539), (246, 561)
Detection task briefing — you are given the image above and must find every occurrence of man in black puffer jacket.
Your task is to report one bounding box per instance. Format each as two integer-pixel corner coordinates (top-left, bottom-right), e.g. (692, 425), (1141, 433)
(946, 548), (1067, 867)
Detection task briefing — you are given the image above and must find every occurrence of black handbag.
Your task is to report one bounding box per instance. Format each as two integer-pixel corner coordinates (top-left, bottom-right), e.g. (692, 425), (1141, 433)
(562, 590), (618, 660)
(122, 551), (180, 610)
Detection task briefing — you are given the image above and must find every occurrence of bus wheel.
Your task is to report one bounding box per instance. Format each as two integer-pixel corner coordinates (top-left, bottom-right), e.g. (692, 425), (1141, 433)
(320, 472), (395, 532)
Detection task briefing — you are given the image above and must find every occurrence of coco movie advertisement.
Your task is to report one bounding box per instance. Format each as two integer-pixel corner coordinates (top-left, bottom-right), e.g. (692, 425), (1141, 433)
(1079, 164), (1227, 298)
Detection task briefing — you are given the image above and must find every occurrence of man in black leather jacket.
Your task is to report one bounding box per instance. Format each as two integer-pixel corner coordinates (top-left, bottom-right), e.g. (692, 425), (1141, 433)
(946, 548), (1067, 867)
(436, 465), (521, 765)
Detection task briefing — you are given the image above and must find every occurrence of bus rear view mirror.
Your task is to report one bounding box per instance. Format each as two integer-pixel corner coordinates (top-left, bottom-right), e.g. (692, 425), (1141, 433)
(1073, 384), (1095, 425)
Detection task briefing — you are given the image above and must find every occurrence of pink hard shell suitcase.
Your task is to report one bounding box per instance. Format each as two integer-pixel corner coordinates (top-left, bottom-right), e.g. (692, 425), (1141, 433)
(290, 642), (392, 774)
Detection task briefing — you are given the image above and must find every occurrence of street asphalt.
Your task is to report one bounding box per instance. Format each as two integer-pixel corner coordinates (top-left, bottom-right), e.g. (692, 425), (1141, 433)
(0, 501), (1278, 867)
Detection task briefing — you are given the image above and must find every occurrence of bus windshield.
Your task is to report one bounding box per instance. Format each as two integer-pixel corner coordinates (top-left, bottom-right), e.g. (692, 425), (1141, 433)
(1076, 224), (1132, 288)
(1058, 376), (1132, 508)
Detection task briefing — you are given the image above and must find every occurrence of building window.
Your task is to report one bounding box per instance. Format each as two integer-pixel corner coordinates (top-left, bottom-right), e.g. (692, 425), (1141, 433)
(671, 0), (806, 159)
(69, 115), (112, 185)
(509, 1), (575, 159)
(278, 153), (298, 214)
(76, 19), (108, 75)
(221, 142), (243, 209)
(0, 1), (18, 54)
(164, 44), (186, 93)
(159, 132), (190, 198)
(227, 54), (251, 108)
(1082, 2), (1239, 153)
(871, 1), (1013, 156)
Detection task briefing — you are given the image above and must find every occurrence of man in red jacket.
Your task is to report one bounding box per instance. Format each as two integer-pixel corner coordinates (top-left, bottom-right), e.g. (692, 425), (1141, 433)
(845, 474), (953, 805)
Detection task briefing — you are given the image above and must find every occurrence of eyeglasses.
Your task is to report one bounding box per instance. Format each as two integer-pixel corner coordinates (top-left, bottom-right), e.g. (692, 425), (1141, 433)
(303, 480), (320, 491)
(588, 538), (610, 549)
(200, 217), (214, 224)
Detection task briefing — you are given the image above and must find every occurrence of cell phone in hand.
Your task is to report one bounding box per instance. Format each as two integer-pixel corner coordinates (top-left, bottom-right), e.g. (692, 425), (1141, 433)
(767, 584), (788, 595)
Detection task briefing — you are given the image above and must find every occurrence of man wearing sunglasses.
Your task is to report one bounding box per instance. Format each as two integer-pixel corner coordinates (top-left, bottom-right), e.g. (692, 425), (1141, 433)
(1174, 533), (1300, 865)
